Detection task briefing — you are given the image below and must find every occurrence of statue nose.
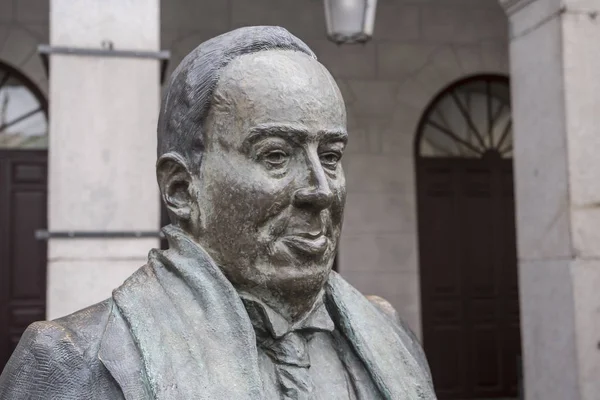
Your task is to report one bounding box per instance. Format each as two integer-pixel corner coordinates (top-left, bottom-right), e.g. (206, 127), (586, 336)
(293, 186), (334, 210)
(293, 152), (334, 210)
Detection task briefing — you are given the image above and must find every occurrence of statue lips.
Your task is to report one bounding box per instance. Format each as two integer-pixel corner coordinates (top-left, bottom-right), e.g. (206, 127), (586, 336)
(281, 232), (329, 257)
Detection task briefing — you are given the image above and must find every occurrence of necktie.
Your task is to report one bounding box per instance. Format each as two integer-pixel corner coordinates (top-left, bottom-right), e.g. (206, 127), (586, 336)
(259, 331), (315, 400)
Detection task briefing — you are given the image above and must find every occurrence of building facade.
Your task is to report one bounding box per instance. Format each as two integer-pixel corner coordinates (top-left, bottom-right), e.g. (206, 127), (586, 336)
(1, 1), (599, 400)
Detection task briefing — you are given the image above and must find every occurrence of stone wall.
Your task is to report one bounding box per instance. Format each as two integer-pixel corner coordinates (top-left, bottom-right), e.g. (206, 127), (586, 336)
(0, 0), (48, 94)
(0, 0), (510, 337)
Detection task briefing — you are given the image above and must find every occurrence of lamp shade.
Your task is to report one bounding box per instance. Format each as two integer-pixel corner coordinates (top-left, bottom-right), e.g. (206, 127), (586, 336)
(324, 0), (377, 44)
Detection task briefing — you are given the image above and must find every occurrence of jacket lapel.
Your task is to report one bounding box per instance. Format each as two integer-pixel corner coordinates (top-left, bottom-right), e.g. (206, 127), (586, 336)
(326, 272), (436, 400)
(98, 300), (150, 400)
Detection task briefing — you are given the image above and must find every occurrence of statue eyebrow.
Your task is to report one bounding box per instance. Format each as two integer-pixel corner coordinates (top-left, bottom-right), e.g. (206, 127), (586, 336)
(244, 124), (348, 150)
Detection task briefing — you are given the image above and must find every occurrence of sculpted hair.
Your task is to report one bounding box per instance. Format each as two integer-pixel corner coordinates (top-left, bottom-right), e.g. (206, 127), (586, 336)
(157, 26), (316, 167)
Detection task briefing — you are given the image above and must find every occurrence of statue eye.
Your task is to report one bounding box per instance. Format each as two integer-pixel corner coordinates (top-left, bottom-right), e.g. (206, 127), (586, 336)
(320, 152), (341, 168)
(262, 150), (288, 168)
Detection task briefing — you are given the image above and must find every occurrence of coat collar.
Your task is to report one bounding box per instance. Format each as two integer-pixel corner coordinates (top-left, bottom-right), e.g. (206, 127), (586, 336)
(98, 225), (435, 400)
(97, 300), (152, 400)
(241, 292), (334, 340)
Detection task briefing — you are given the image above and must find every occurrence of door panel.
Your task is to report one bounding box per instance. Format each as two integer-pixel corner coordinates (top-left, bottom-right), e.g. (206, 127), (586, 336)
(417, 157), (521, 399)
(0, 150), (47, 371)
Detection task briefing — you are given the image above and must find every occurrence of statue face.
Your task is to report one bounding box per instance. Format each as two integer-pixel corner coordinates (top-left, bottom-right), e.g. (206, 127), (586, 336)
(192, 50), (347, 307)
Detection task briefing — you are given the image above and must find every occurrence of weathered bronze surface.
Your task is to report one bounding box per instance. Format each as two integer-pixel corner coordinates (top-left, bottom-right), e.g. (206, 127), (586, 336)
(0, 26), (436, 399)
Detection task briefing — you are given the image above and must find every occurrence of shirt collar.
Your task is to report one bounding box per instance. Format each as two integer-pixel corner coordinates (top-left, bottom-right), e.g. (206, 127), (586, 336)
(240, 292), (335, 339)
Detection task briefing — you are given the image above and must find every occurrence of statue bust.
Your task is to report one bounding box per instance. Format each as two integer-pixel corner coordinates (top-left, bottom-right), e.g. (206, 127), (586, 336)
(0, 26), (435, 400)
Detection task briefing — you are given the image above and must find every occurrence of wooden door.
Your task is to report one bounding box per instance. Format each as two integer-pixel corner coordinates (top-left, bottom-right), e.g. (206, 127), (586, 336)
(415, 75), (520, 399)
(0, 150), (47, 371)
(417, 156), (520, 399)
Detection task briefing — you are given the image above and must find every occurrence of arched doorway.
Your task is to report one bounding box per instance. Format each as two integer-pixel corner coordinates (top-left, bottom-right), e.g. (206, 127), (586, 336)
(0, 60), (48, 370)
(415, 75), (521, 399)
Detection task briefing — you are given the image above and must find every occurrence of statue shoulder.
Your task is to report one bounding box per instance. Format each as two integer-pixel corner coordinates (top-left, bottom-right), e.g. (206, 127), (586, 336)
(367, 295), (420, 343)
(366, 295), (433, 381)
(366, 295), (399, 320)
(0, 300), (115, 399)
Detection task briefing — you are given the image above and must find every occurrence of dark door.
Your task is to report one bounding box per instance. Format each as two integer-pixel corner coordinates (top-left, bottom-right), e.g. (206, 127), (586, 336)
(0, 150), (47, 370)
(417, 157), (520, 399)
(415, 75), (521, 399)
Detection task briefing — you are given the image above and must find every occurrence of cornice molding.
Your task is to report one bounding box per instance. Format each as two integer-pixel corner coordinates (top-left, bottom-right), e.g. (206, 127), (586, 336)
(498, 0), (539, 16)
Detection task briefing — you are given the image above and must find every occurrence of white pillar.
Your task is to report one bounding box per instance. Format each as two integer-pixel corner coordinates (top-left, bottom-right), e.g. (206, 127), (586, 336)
(47, 0), (161, 319)
(500, 1), (600, 399)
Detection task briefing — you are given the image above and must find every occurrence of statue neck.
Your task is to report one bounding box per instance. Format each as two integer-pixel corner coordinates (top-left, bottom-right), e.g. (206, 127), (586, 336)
(236, 272), (330, 325)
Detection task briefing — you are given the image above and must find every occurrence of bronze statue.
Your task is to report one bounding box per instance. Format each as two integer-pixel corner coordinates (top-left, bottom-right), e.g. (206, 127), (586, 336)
(0, 26), (435, 399)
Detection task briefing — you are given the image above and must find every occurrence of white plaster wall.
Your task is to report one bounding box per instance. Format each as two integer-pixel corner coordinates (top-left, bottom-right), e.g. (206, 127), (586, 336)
(46, 0), (161, 318)
(0, 0), (48, 94)
(161, 0), (510, 337)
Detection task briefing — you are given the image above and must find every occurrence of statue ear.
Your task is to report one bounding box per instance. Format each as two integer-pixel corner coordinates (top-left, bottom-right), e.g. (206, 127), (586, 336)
(156, 153), (194, 223)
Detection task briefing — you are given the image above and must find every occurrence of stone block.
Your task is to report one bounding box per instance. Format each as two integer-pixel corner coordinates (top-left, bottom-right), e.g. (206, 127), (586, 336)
(507, 0), (562, 37)
(453, 44), (484, 75)
(19, 53), (47, 93)
(510, 16), (572, 260)
(346, 108), (359, 130)
(347, 80), (399, 117)
(343, 270), (418, 305)
(411, 63), (459, 101)
(339, 232), (418, 274)
(335, 78), (355, 106)
(570, 258), (600, 400)
(396, 77), (437, 111)
(0, 26), (38, 67)
(564, 0), (600, 9)
(343, 192), (416, 234)
(374, 2), (420, 42)
(376, 43), (439, 81)
(49, 238), (159, 261)
(420, 6), (507, 44)
(426, 46), (466, 84)
(518, 259), (580, 400)
(161, 0), (230, 32)
(571, 208), (600, 259)
(481, 40), (510, 74)
(344, 125), (382, 155)
(47, 260), (143, 319)
(381, 128), (415, 157)
(305, 38), (376, 79)
(51, 0), (159, 50)
(0, 0), (13, 22)
(49, 56), (161, 231)
(513, 160), (571, 261)
(562, 12), (600, 208)
(20, 23), (49, 41)
(421, 5), (462, 43)
(16, 0), (48, 23)
(160, 29), (181, 52)
(344, 154), (411, 193)
(33, 76), (48, 97)
(231, 0), (325, 40)
(344, 116), (389, 154)
(388, 102), (421, 137)
(0, 25), (10, 53)
(419, 0), (500, 7)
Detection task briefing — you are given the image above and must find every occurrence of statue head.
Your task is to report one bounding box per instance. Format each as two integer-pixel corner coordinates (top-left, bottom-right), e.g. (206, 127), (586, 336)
(157, 26), (347, 320)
